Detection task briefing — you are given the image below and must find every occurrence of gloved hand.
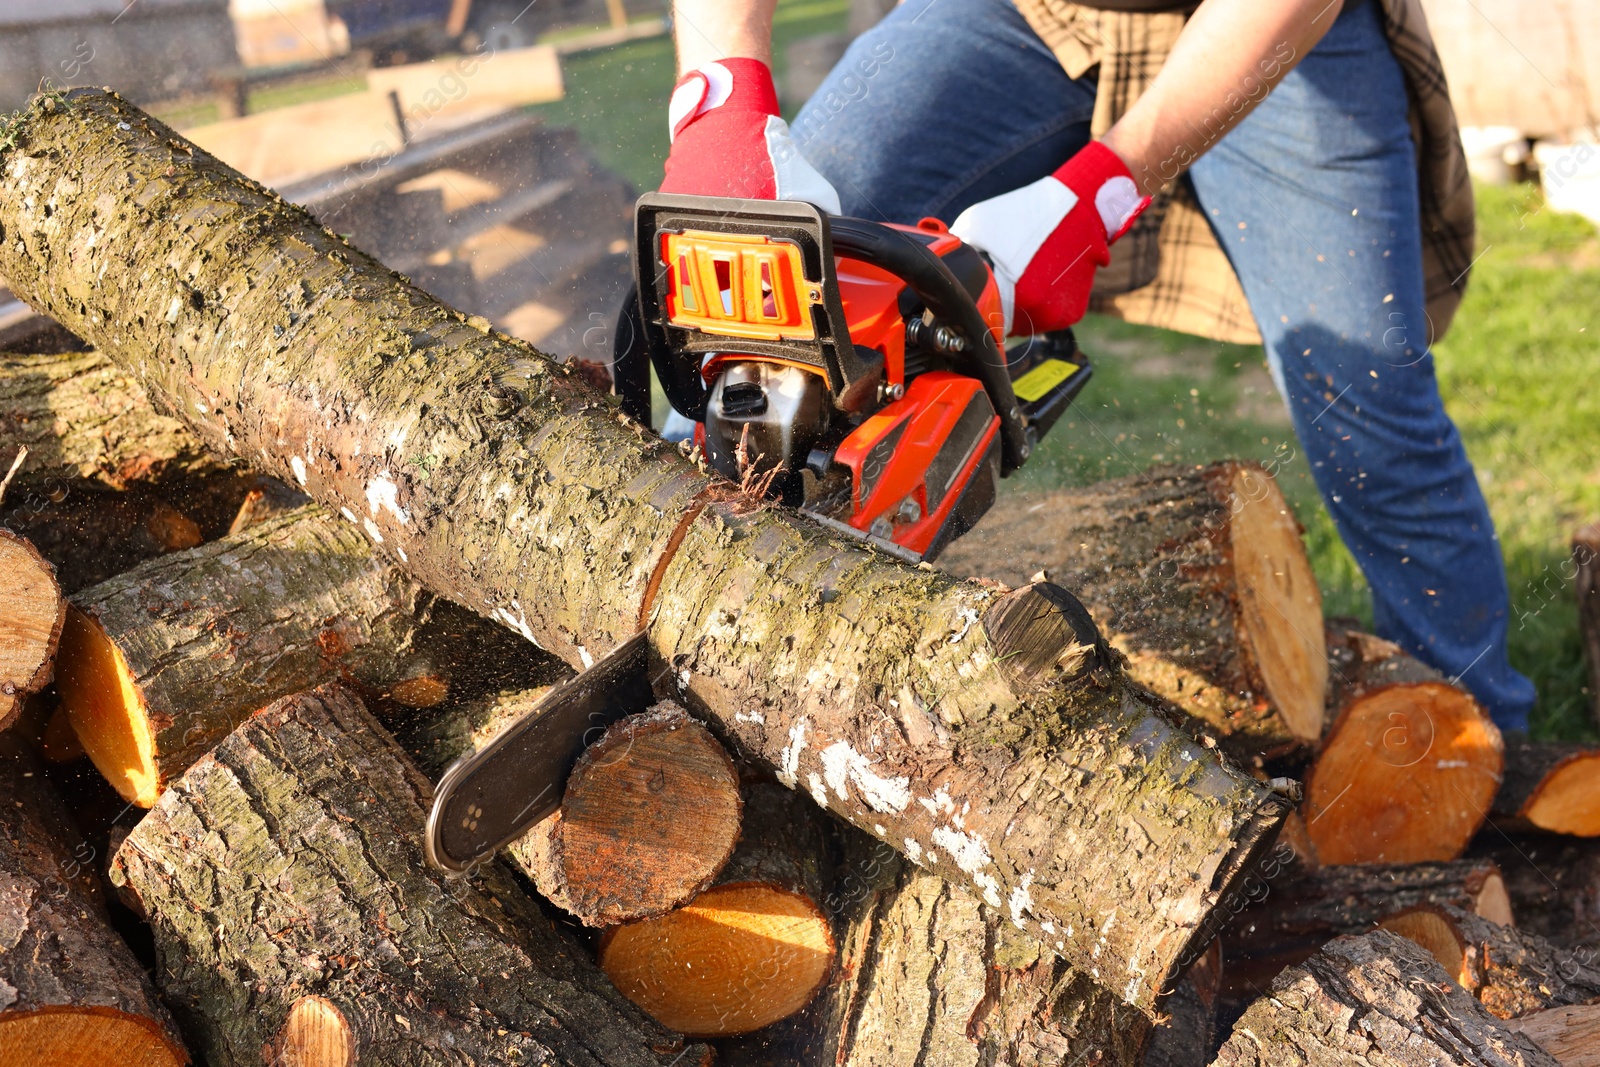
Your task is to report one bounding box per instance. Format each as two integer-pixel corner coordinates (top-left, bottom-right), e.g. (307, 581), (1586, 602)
(950, 141), (1150, 335)
(661, 57), (842, 213)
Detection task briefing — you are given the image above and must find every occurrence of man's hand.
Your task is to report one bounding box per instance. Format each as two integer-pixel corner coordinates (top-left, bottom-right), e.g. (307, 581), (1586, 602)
(661, 58), (841, 212)
(950, 141), (1148, 335)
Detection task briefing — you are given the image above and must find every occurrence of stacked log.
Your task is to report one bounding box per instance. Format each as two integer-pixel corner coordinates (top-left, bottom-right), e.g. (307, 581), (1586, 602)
(940, 460), (1329, 763)
(598, 782), (834, 1037)
(0, 88), (1292, 1013)
(1219, 857), (1514, 1000)
(1378, 903), (1600, 1019)
(108, 684), (711, 1067)
(1212, 930), (1558, 1066)
(53, 505), (433, 806)
(1493, 741), (1600, 836)
(0, 733), (187, 1065)
(1306, 622), (1504, 864)
(0, 529), (64, 729)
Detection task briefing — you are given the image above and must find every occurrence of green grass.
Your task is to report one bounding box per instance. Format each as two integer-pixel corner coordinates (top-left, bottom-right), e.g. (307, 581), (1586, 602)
(534, 9), (1600, 737)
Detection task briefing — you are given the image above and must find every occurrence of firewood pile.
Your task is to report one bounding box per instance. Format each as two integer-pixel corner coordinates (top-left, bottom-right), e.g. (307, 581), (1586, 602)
(2, 88), (1599, 1067)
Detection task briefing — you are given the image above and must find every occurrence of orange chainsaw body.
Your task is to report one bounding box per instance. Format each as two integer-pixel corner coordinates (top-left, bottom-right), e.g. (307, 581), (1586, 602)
(625, 194), (1087, 561)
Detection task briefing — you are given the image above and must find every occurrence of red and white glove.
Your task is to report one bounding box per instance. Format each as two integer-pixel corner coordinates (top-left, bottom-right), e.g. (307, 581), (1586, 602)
(950, 141), (1150, 335)
(661, 58), (842, 213)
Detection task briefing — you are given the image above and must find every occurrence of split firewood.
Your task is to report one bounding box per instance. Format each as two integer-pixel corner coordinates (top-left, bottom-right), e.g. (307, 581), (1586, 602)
(1304, 622), (1503, 864)
(1493, 741), (1600, 836)
(0, 90), (1294, 1011)
(599, 782), (832, 1036)
(108, 684), (710, 1067)
(720, 831), (1152, 1067)
(0, 734), (188, 1066)
(1212, 930), (1557, 1067)
(0, 350), (214, 490)
(0, 529), (66, 730)
(226, 473), (311, 535)
(1379, 903), (1600, 1019)
(1505, 1004), (1600, 1067)
(1219, 856), (1513, 1002)
(524, 703), (742, 927)
(941, 460), (1328, 762)
(1468, 835), (1600, 956)
(53, 505), (432, 806)
(1577, 523), (1600, 731)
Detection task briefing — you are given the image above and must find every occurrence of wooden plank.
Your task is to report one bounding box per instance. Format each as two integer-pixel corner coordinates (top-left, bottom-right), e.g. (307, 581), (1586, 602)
(366, 44), (564, 123)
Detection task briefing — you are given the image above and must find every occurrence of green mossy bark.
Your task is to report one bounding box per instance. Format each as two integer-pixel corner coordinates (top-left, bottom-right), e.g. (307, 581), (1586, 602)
(1213, 931), (1556, 1067)
(0, 90), (1286, 1011)
(69, 504), (431, 796)
(0, 734), (187, 1060)
(0, 350), (214, 489)
(109, 684), (709, 1067)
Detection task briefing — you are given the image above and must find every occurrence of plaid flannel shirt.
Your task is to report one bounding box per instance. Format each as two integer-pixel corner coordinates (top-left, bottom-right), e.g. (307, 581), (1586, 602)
(1009, 0), (1476, 344)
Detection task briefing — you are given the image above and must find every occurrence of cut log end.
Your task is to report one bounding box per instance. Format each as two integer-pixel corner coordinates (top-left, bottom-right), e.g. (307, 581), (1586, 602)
(0, 529), (66, 728)
(1379, 907), (1468, 986)
(527, 702), (742, 927)
(599, 881), (836, 1037)
(1515, 750), (1600, 837)
(54, 605), (158, 806)
(1306, 679), (1502, 865)
(1222, 463), (1327, 743)
(272, 996), (355, 1067)
(0, 1006), (188, 1067)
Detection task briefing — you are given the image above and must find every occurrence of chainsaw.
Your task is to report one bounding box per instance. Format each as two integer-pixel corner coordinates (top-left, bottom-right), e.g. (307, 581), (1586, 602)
(423, 192), (1090, 873)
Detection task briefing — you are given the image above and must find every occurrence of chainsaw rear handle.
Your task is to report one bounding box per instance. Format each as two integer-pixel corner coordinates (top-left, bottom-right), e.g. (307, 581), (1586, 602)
(826, 216), (1031, 473)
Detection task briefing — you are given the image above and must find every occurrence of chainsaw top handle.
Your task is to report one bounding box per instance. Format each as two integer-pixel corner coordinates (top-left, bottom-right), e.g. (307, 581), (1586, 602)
(628, 192), (1032, 475)
(826, 215), (1030, 473)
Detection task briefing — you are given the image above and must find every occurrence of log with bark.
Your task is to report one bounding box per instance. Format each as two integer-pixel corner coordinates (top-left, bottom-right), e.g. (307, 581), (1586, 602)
(0, 88), (1293, 1011)
(720, 829), (1153, 1067)
(0, 734), (188, 1066)
(1378, 903), (1600, 1020)
(1306, 622), (1503, 864)
(1577, 523), (1600, 732)
(599, 782), (832, 1037)
(1505, 1004), (1600, 1067)
(1213, 930), (1558, 1066)
(54, 504), (433, 805)
(401, 688), (743, 927)
(1219, 856), (1514, 1003)
(1141, 942), (1222, 1067)
(1493, 741), (1600, 837)
(523, 703), (742, 927)
(108, 684), (711, 1067)
(0, 529), (65, 730)
(940, 460), (1328, 763)
(0, 350), (214, 490)
(1468, 835), (1600, 956)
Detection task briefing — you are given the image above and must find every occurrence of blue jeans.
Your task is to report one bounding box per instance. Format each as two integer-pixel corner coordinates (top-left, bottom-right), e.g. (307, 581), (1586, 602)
(795, 0), (1536, 730)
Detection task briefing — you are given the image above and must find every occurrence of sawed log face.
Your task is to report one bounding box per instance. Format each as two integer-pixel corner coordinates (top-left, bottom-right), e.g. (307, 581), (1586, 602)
(0, 90), (1288, 1011)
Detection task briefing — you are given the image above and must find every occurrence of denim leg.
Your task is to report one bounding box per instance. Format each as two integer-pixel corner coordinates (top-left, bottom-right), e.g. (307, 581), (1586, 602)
(1188, 1), (1535, 729)
(792, 0), (1096, 223)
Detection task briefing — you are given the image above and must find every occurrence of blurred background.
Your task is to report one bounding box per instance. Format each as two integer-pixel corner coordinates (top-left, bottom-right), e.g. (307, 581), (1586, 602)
(0, 0), (1596, 737)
